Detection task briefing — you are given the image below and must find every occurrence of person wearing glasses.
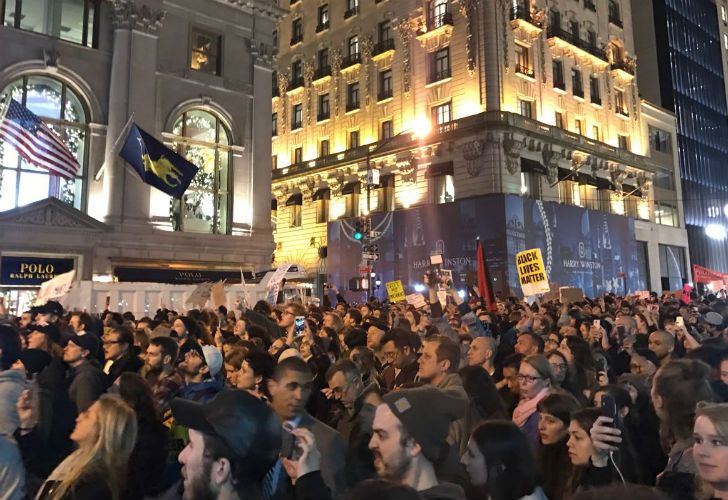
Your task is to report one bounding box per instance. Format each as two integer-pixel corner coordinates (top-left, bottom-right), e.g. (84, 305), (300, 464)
(325, 359), (382, 486)
(513, 354), (555, 449)
(102, 326), (143, 388)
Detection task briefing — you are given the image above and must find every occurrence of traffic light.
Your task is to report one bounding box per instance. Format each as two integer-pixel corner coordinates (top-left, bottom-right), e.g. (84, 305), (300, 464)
(353, 217), (368, 240)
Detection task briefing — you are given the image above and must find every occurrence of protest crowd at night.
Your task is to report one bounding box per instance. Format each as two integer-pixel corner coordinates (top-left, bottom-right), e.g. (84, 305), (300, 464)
(1, 271), (728, 500)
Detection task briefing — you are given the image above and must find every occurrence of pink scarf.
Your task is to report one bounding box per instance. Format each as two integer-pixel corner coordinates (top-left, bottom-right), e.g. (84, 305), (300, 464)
(512, 388), (550, 428)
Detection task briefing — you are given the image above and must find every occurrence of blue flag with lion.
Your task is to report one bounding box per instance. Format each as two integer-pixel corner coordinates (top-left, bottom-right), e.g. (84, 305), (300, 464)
(119, 123), (198, 199)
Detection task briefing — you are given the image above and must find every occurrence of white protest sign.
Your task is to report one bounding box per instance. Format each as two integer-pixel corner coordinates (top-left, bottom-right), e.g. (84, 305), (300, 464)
(35, 270), (76, 305)
(405, 293), (427, 309)
(186, 282), (213, 308)
(266, 263), (292, 304)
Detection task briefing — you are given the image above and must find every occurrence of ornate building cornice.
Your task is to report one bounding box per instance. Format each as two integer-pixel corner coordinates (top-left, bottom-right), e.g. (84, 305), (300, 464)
(107, 0), (166, 33)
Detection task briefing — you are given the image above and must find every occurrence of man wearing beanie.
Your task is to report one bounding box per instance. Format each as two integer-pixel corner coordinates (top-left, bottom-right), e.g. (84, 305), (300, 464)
(63, 333), (106, 412)
(369, 386), (467, 500)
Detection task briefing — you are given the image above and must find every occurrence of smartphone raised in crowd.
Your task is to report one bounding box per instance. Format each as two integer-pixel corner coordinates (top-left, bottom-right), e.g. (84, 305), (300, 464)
(676, 316), (684, 328)
(600, 393), (620, 428)
(294, 316), (306, 336)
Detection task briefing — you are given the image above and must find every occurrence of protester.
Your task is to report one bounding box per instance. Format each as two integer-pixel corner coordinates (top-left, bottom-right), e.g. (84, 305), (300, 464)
(380, 329), (420, 391)
(28, 394), (138, 499)
(537, 392), (581, 500)
(266, 357), (347, 498)
(63, 333), (105, 413)
(693, 402), (728, 500)
(178, 345), (223, 403)
(466, 336), (497, 377)
(462, 420), (547, 500)
(369, 386), (466, 499)
(172, 389), (282, 500)
(144, 336), (185, 415)
(513, 354), (554, 447)
(0, 325), (25, 436)
(102, 326), (143, 387)
(118, 372), (168, 499)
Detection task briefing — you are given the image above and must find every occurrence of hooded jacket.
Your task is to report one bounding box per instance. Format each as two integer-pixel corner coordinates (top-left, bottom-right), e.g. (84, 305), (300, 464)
(434, 373), (469, 455)
(0, 369), (28, 436)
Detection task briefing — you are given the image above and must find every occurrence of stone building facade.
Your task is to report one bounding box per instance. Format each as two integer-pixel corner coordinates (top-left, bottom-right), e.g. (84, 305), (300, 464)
(271, 0), (689, 292)
(0, 0), (281, 313)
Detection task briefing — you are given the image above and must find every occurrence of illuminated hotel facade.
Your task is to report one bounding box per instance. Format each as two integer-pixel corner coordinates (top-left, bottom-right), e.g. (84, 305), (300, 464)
(271, 0), (690, 292)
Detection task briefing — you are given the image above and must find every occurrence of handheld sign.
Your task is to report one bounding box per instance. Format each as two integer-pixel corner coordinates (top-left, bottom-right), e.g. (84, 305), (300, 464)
(516, 248), (550, 296)
(386, 280), (406, 303)
(35, 270), (76, 305)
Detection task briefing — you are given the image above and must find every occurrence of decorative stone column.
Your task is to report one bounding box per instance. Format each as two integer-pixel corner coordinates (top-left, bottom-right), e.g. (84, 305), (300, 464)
(101, 0), (165, 227)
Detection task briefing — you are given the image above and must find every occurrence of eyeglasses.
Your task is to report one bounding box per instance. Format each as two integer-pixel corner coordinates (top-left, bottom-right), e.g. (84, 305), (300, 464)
(517, 375), (543, 384)
(550, 363), (567, 371)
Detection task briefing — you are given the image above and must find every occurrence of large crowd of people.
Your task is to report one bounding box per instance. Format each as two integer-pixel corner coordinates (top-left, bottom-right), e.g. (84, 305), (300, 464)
(0, 279), (727, 500)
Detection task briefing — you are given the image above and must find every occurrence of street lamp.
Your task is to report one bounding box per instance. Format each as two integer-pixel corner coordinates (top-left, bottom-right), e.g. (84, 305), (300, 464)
(362, 124), (431, 299)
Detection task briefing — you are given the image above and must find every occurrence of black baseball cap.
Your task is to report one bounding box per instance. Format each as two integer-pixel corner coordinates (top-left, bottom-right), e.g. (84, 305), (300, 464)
(171, 390), (281, 480)
(67, 334), (100, 358)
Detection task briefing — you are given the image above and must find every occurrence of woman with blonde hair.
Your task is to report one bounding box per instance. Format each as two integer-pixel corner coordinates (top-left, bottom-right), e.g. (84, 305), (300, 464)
(26, 394), (138, 499)
(694, 402), (728, 500)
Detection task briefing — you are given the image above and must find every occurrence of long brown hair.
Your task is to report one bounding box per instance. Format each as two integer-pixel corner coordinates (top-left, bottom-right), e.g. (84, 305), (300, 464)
(51, 395), (137, 500)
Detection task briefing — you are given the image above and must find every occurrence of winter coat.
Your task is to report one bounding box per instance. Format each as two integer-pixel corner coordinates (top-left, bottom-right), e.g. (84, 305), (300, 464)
(0, 369), (28, 436)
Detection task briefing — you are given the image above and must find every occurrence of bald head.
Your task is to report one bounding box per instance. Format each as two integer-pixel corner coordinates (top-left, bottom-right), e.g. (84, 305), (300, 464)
(649, 330), (674, 363)
(467, 336), (496, 368)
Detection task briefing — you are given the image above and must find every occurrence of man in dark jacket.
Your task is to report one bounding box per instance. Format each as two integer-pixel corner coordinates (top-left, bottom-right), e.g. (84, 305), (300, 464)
(380, 329), (420, 391)
(63, 333), (105, 412)
(102, 325), (143, 387)
(326, 360), (382, 486)
(369, 387), (467, 500)
(179, 345), (223, 403)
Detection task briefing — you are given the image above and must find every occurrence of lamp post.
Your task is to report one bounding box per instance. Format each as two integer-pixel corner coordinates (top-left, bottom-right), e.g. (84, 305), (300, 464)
(362, 123), (431, 300)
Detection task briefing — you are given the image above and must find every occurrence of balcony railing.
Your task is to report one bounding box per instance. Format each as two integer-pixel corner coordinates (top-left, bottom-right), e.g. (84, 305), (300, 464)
(288, 77), (304, 91)
(344, 6), (359, 18)
(341, 52), (361, 68)
(372, 38), (395, 56)
(290, 34), (303, 45)
(314, 65), (331, 80)
(516, 63), (535, 78)
(426, 11), (453, 30)
(377, 89), (393, 101)
(547, 25), (607, 61)
(609, 14), (623, 28)
(346, 101), (360, 112)
(584, 0), (596, 11)
(315, 21), (329, 33)
(611, 61), (635, 75)
(272, 110), (664, 182)
(429, 67), (451, 83)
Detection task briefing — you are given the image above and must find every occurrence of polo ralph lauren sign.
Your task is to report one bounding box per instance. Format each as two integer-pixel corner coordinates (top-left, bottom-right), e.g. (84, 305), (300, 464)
(1, 256), (75, 286)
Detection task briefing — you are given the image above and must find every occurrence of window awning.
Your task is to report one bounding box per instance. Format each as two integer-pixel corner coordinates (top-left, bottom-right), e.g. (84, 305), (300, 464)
(623, 183), (642, 198)
(520, 157), (549, 175)
(341, 181), (361, 195)
(425, 161), (454, 178)
(271, 199), (278, 211)
(312, 187), (331, 201)
(596, 177), (616, 191)
(558, 168), (597, 186)
(285, 193), (303, 206)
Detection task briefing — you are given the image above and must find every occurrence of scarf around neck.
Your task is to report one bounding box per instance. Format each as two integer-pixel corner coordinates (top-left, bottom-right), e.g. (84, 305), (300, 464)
(512, 387), (550, 427)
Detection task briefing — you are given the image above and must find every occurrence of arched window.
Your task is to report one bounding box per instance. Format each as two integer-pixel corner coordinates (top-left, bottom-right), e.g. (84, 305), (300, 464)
(0, 75), (87, 211)
(170, 109), (232, 234)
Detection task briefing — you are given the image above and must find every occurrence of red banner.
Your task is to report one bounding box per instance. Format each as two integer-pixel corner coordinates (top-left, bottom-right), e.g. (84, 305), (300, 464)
(692, 264), (728, 284)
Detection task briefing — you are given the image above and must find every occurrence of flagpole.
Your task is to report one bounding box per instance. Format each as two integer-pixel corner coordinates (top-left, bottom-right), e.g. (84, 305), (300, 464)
(0, 99), (9, 203)
(95, 112), (135, 181)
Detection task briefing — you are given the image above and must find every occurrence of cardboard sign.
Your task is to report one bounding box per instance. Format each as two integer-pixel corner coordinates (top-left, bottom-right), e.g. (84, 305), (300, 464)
(406, 293), (427, 309)
(266, 263), (292, 304)
(186, 282), (213, 308)
(211, 280), (227, 308)
(386, 280), (406, 303)
(516, 248), (550, 296)
(559, 287), (585, 304)
(437, 290), (448, 307)
(35, 270), (76, 305)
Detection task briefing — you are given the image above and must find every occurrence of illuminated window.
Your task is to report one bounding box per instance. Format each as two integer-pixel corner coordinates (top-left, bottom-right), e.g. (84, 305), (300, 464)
(171, 109), (232, 234)
(0, 75), (88, 211)
(289, 204), (301, 227)
(515, 44), (532, 76)
(190, 28), (222, 75)
(433, 174), (455, 204)
(2, 0), (99, 47)
(430, 48), (451, 82)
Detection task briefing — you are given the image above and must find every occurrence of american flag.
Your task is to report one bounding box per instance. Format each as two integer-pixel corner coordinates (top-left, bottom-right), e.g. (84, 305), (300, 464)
(0, 99), (80, 180)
